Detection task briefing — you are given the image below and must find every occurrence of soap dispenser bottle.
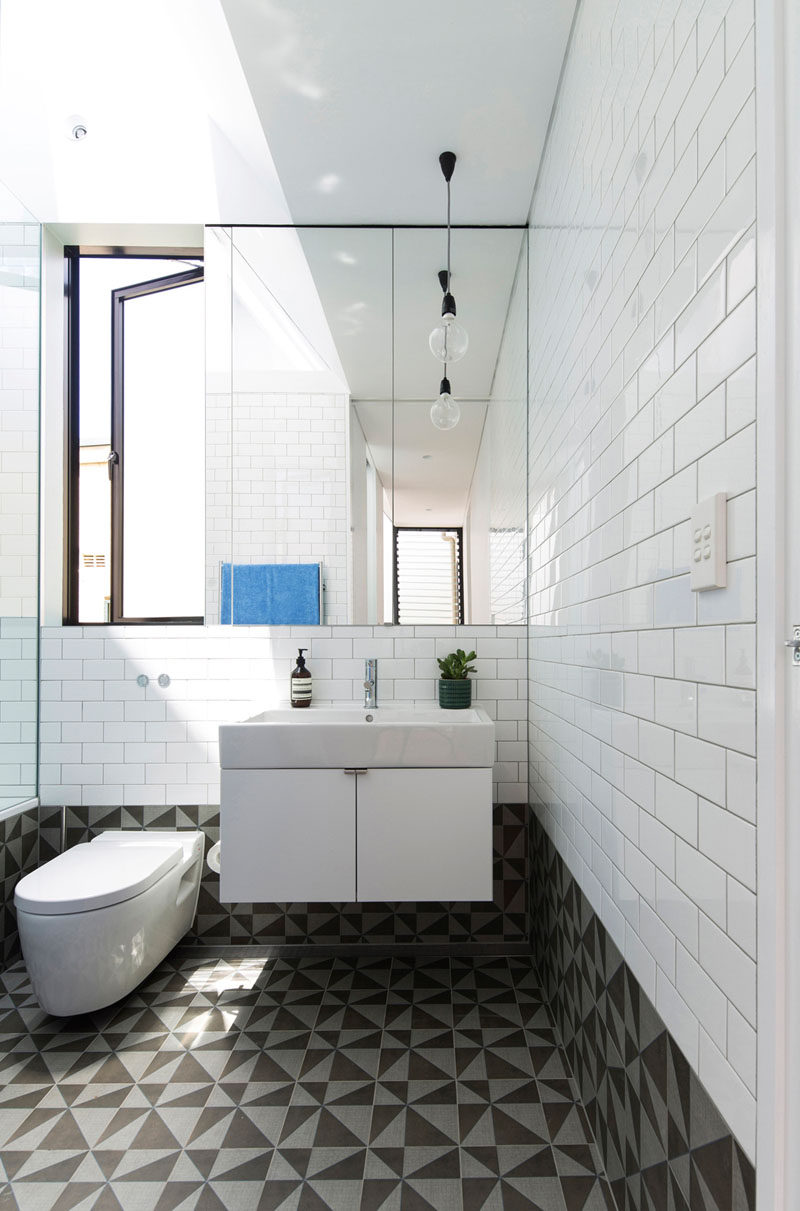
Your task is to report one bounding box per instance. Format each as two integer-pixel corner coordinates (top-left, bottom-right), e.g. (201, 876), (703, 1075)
(290, 648), (312, 708)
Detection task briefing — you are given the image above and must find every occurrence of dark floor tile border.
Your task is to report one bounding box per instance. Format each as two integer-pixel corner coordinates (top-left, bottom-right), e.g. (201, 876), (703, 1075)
(0, 804), (39, 968)
(39, 801), (529, 945)
(528, 810), (756, 1211)
(173, 942), (534, 962)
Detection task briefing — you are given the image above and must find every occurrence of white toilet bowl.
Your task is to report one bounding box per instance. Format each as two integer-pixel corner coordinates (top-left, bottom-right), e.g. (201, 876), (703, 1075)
(15, 830), (204, 1016)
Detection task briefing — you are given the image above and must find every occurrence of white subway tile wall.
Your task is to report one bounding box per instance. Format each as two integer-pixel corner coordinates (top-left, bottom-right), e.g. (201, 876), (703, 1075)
(0, 225), (40, 806)
(0, 617), (37, 805)
(0, 227), (39, 616)
(38, 624), (527, 808)
(205, 392), (348, 625)
(526, 0), (756, 1159)
(205, 392), (230, 623)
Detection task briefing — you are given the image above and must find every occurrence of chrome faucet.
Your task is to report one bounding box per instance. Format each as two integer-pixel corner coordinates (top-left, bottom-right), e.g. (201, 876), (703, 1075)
(363, 659), (378, 709)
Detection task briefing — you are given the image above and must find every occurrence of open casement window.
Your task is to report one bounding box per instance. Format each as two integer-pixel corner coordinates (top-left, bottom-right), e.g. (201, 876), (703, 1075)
(393, 527), (464, 625)
(65, 250), (204, 623)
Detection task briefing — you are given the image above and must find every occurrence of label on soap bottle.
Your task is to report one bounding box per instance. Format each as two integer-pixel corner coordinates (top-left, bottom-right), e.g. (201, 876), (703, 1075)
(291, 677), (312, 703)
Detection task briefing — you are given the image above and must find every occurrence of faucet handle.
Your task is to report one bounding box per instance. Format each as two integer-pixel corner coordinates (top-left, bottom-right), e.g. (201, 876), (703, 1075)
(363, 679), (374, 689)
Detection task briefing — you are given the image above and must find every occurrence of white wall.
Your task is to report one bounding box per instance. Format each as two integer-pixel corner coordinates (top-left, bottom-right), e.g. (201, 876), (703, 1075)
(347, 406), (387, 626)
(465, 435), (491, 623)
(0, 225), (39, 616)
(348, 407), (369, 624)
(464, 238), (528, 626)
(38, 624), (527, 808)
(487, 241), (528, 625)
(0, 616), (37, 805)
(527, 0), (757, 1158)
(0, 224), (40, 805)
(205, 391), (349, 624)
(39, 228), (65, 629)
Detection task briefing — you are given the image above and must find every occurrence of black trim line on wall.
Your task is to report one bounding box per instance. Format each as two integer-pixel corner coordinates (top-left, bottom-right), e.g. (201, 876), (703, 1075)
(204, 223), (528, 230)
(63, 248), (80, 624)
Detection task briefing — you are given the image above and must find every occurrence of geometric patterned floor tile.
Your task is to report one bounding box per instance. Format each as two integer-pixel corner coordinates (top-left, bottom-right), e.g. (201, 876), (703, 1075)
(0, 953), (615, 1211)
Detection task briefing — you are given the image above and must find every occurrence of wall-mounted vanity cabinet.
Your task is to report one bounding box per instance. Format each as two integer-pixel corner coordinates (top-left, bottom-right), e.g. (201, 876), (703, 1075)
(219, 766), (493, 904)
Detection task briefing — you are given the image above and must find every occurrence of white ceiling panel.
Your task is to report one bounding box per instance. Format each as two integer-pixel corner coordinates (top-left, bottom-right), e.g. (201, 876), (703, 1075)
(222, 0), (576, 224)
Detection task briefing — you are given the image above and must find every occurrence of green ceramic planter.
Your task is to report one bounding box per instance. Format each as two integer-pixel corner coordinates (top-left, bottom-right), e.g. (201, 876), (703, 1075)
(438, 679), (473, 710)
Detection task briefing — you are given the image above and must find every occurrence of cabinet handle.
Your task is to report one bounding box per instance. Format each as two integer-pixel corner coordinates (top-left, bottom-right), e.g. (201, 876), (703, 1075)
(343, 768), (368, 775)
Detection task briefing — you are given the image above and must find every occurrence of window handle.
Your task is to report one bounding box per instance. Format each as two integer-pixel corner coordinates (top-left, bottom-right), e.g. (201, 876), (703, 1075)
(107, 450), (119, 480)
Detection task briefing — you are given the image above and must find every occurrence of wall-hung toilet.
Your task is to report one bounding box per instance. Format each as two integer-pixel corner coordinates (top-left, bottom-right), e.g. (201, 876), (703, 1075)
(14, 830), (204, 1016)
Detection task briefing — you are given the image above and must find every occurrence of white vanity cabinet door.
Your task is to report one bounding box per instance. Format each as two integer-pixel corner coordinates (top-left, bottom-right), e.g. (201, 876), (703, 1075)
(356, 768), (493, 902)
(220, 769), (356, 902)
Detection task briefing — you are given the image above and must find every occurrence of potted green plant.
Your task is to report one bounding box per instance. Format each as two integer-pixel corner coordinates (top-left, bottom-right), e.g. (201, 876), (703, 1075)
(437, 648), (477, 709)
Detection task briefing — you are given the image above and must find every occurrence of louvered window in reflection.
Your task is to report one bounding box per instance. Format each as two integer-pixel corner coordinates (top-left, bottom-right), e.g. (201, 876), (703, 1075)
(393, 528), (464, 625)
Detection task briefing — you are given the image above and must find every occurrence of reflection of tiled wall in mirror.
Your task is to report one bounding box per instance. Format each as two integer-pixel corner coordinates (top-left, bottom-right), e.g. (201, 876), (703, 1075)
(205, 392), (348, 625)
(487, 245), (528, 624)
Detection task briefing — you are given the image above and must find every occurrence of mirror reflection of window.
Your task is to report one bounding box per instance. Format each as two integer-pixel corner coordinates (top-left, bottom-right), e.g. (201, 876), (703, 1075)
(393, 528), (464, 625)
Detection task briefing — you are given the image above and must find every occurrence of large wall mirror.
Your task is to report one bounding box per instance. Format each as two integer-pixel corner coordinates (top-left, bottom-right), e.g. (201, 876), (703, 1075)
(206, 225), (527, 627)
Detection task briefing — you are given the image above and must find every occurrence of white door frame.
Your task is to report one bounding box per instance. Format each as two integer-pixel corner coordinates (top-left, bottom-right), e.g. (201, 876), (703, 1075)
(756, 0), (796, 1206)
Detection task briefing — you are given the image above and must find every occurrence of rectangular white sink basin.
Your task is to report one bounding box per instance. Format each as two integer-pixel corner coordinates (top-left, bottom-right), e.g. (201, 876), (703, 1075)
(219, 703), (495, 769)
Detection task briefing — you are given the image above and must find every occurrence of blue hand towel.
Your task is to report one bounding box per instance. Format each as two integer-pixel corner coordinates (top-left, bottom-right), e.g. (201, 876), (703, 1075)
(220, 563), (321, 625)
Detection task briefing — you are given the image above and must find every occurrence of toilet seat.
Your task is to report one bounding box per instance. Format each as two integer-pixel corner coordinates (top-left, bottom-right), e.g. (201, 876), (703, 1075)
(15, 841), (182, 916)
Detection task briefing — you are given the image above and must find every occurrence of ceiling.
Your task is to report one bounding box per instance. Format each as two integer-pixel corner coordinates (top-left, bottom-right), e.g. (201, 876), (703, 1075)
(0, 1), (575, 227)
(221, 0), (577, 224)
(0, 0), (571, 525)
(0, 0), (291, 224)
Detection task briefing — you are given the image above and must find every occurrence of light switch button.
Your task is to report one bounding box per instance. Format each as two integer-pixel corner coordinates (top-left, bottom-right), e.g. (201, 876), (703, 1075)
(690, 494), (727, 591)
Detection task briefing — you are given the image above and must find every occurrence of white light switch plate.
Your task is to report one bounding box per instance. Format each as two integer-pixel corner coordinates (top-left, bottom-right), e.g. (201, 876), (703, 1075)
(690, 494), (727, 591)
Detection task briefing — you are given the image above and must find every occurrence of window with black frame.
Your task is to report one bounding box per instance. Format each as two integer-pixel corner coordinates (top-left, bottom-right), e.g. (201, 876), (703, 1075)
(65, 249), (204, 624)
(393, 527), (464, 625)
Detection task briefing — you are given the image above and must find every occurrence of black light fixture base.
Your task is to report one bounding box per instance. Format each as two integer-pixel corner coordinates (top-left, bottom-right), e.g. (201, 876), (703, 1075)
(441, 292), (456, 318)
(439, 151), (456, 182)
(438, 269), (450, 292)
(440, 377), (451, 395)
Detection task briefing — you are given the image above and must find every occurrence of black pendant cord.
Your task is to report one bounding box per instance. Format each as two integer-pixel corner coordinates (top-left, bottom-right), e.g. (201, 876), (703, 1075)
(446, 179), (451, 294)
(441, 361), (450, 396)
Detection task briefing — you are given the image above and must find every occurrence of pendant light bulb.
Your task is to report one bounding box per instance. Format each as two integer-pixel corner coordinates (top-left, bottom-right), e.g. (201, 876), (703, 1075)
(430, 376), (461, 430)
(429, 315), (469, 363)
